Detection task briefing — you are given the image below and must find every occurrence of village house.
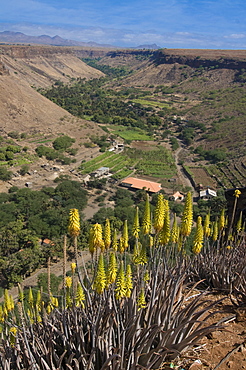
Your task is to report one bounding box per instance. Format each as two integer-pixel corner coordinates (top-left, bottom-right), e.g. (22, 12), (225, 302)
(199, 187), (217, 199)
(170, 191), (184, 202)
(120, 177), (162, 193)
(90, 167), (110, 178)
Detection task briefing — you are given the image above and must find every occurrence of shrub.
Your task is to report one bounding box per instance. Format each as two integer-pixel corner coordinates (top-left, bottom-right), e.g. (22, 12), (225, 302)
(53, 135), (75, 151)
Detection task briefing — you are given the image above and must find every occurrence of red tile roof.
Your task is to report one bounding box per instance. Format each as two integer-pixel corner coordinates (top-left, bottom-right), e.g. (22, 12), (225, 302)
(121, 177), (162, 193)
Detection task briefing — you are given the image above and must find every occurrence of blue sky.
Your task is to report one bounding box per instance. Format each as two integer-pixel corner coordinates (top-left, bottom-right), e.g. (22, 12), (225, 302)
(1, 0), (246, 48)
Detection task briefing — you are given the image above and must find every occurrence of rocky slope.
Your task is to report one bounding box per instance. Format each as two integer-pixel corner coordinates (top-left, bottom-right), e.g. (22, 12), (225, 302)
(0, 45), (105, 136)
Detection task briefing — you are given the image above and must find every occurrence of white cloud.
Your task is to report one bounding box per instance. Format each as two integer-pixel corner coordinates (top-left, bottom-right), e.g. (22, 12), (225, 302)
(224, 33), (246, 39)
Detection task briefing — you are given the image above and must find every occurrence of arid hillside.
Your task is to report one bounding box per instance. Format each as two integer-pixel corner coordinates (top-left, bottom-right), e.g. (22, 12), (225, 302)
(0, 45), (106, 137)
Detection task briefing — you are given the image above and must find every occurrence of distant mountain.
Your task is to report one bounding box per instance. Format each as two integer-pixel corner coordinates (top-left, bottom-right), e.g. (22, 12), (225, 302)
(0, 31), (114, 48)
(134, 44), (161, 49)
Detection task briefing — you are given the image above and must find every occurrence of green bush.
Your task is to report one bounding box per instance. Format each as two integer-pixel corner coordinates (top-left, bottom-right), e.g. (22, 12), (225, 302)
(53, 135), (75, 151)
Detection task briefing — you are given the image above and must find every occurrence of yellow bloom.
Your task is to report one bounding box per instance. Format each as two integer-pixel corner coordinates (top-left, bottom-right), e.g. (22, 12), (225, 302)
(170, 213), (179, 243)
(153, 194), (165, 233)
(137, 288), (146, 310)
(192, 219), (204, 254)
(144, 270), (150, 283)
(9, 327), (17, 347)
(181, 192), (193, 237)
(122, 220), (129, 250)
(142, 193), (151, 235)
(68, 208), (80, 237)
(112, 229), (118, 252)
(115, 261), (126, 300)
(76, 283), (85, 308)
(94, 254), (106, 294)
(107, 252), (117, 285)
(103, 218), (111, 250)
(203, 212), (211, 238)
(132, 207), (140, 238)
(65, 276), (72, 289)
(90, 223), (104, 251)
(125, 264), (133, 298)
(219, 209), (225, 230)
(234, 189), (241, 198)
(212, 220), (218, 242)
(71, 262), (76, 274)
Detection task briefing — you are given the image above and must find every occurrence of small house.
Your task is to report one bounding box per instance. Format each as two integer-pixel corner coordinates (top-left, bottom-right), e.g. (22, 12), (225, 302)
(120, 177), (162, 193)
(199, 188), (217, 199)
(90, 167), (110, 178)
(170, 191), (184, 202)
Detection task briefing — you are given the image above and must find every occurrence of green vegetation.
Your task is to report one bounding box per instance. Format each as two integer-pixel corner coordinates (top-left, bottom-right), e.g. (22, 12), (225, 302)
(52, 135), (75, 150)
(0, 180), (87, 286)
(109, 125), (153, 141)
(81, 57), (133, 77)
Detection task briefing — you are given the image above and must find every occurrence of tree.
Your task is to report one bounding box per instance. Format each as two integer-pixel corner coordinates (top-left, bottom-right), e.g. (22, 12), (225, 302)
(53, 135), (75, 151)
(0, 167), (12, 181)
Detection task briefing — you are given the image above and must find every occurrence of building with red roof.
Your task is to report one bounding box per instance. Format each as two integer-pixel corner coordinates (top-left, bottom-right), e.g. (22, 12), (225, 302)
(120, 177), (162, 193)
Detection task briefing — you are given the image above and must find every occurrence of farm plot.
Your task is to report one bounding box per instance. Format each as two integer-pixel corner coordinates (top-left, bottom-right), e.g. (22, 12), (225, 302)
(208, 162), (246, 189)
(79, 152), (135, 179)
(134, 148), (176, 178)
(189, 167), (217, 188)
(108, 125), (153, 141)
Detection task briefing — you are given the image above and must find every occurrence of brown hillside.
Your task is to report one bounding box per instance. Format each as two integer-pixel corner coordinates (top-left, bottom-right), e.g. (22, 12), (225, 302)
(0, 45), (105, 137)
(0, 45), (104, 88)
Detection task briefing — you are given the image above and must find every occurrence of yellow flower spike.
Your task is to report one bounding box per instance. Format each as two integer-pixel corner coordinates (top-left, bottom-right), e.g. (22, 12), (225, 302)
(0, 306), (4, 323)
(107, 252), (117, 285)
(36, 290), (42, 312)
(68, 208), (80, 237)
(112, 229), (118, 251)
(148, 235), (154, 248)
(203, 212), (211, 238)
(28, 287), (34, 309)
(170, 213), (178, 243)
(103, 218), (111, 250)
(125, 264), (133, 298)
(160, 201), (170, 245)
(65, 276), (72, 289)
(118, 237), (125, 254)
(236, 211), (243, 233)
(142, 193), (151, 235)
(9, 327), (17, 347)
(133, 240), (140, 265)
(4, 290), (12, 313)
(132, 206), (140, 238)
(115, 261), (126, 300)
(88, 228), (96, 256)
(138, 243), (148, 265)
(153, 193), (165, 233)
(46, 303), (52, 315)
(90, 223), (104, 252)
(94, 254), (106, 294)
(212, 220), (218, 242)
(144, 270), (150, 283)
(76, 282), (85, 308)
(18, 284), (24, 303)
(192, 219), (204, 254)
(71, 262), (76, 274)
(27, 308), (34, 324)
(122, 220), (129, 250)
(181, 192), (193, 237)
(219, 209), (225, 231)
(137, 288), (146, 311)
(66, 291), (72, 308)
(234, 189), (241, 198)
(10, 295), (15, 311)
